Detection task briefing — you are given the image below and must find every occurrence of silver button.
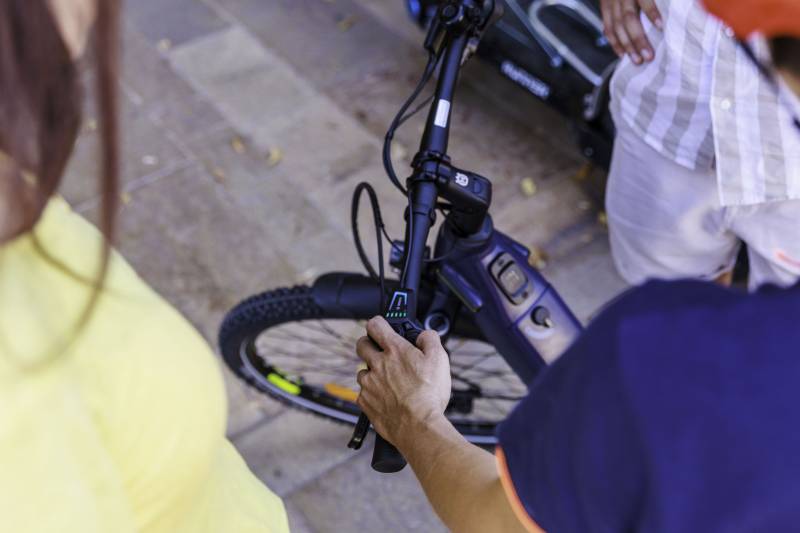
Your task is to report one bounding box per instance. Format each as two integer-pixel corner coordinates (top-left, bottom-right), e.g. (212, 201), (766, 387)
(720, 98), (732, 111)
(724, 26), (735, 38)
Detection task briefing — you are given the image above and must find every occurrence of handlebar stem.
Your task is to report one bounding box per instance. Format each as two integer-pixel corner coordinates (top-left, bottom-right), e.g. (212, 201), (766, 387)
(419, 31), (470, 155)
(401, 2), (487, 305)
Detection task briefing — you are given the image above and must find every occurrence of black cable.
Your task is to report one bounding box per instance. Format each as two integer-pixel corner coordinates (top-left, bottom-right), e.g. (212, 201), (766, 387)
(398, 93), (435, 128)
(383, 48), (442, 195)
(426, 247), (457, 264)
(351, 183), (387, 310)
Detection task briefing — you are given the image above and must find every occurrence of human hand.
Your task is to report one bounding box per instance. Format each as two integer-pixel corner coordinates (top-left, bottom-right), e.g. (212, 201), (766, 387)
(600, 0), (663, 64)
(355, 317), (451, 448)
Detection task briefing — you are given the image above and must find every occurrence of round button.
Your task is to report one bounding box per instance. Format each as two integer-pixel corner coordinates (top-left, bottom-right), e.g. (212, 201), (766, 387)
(720, 98), (732, 111)
(531, 307), (553, 328)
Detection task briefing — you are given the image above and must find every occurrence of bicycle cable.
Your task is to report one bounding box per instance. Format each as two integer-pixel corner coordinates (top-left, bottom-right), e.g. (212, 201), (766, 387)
(383, 46), (443, 195)
(351, 182), (387, 311)
(352, 185), (454, 291)
(398, 93), (435, 128)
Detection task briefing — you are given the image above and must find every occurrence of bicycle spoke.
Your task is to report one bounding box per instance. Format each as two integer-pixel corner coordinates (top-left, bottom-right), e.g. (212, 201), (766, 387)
(260, 335), (356, 361)
(255, 318), (526, 425)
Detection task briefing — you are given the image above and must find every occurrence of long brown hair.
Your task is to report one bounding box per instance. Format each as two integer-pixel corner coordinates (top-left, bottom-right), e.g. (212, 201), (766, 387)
(0, 0), (120, 365)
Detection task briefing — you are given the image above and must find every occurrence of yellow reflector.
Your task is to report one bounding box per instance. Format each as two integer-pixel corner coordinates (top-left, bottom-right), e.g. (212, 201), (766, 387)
(267, 373), (301, 395)
(324, 383), (359, 403)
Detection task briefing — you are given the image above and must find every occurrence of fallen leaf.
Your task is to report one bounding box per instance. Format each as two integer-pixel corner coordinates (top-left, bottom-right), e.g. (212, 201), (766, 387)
(297, 267), (317, 284)
(354, 109), (369, 123)
(266, 147), (283, 167)
(157, 38), (172, 52)
(520, 177), (537, 197)
(211, 166), (227, 183)
(120, 192), (132, 205)
(572, 163), (593, 181)
(230, 136), (246, 154)
(528, 246), (548, 270)
(337, 14), (358, 31)
(597, 211), (608, 226)
(84, 118), (98, 133)
(390, 141), (408, 161)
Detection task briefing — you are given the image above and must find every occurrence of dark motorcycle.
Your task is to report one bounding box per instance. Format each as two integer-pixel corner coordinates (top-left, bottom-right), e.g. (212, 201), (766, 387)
(407, 0), (618, 169)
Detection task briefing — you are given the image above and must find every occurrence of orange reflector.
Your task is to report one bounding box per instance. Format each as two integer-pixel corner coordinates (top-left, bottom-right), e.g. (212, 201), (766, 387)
(324, 383), (359, 403)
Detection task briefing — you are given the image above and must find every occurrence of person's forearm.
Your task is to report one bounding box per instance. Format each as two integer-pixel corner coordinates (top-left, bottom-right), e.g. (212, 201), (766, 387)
(395, 414), (533, 533)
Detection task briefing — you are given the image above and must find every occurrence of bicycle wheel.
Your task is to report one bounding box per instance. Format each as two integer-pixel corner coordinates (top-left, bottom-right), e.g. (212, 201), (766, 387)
(218, 284), (528, 445)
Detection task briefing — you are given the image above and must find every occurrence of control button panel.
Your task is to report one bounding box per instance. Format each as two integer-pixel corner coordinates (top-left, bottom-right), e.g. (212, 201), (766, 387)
(490, 253), (530, 305)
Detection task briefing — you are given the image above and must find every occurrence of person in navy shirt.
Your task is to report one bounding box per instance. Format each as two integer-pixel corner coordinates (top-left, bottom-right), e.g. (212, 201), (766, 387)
(355, 1), (800, 531)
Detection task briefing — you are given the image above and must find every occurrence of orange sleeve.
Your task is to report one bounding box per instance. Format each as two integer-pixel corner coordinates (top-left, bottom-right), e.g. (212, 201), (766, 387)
(496, 447), (546, 533)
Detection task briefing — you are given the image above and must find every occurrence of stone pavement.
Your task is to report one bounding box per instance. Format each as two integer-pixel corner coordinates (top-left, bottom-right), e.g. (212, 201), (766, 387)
(62, 0), (628, 530)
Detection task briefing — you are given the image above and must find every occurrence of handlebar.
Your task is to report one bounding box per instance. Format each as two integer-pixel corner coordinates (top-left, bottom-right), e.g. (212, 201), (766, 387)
(372, 434), (407, 472)
(401, 18), (472, 296)
(366, 11), (474, 475)
(348, 0), (494, 474)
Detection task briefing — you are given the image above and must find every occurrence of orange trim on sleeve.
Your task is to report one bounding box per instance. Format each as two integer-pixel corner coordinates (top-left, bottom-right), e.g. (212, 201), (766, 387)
(496, 447), (546, 533)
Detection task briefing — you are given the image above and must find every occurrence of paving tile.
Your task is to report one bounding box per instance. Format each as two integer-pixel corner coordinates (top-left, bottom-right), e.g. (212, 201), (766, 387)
(79, 163), (296, 337)
(231, 409), (358, 497)
(125, 0), (229, 48)
(286, 437), (447, 533)
(222, 364), (287, 439)
(246, 97), (381, 193)
(491, 169), (598, 252)
(213, 0), (580, 196)
(60, 91), (190, 207)
(305, 161), (410, 244)
(542, 232), (629, 323)
(121, 25), (228, 141)
(168, 26), (319, 144)
(180, 128), (353, 273)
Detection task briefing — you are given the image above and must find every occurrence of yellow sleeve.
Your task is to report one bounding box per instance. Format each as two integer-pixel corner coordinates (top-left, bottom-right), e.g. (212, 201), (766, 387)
(0, 370), (137, 533)
(0, 197), (289, 533)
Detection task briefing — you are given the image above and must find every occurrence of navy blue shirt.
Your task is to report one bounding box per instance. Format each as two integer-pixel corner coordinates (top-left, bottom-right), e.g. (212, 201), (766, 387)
(497, 279), (800, 533)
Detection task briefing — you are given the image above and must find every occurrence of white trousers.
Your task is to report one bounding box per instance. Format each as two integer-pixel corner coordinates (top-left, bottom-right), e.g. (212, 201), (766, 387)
(607, 125), (800, 290)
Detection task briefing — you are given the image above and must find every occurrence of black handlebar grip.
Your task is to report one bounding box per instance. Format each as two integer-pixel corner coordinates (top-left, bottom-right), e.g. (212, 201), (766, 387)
(367, 313), (420, 473)
(371, 433), (407, 473)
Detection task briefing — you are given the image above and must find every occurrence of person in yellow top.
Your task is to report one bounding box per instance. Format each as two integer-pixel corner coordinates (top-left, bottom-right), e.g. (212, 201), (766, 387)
(0, 1), (289, 532)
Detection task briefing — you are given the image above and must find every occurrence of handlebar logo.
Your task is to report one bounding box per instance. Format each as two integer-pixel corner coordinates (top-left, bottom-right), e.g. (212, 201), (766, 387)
(455, 173), (470, 187)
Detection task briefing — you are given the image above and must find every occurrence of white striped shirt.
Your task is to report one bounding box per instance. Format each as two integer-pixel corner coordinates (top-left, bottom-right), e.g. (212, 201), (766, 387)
(609, 0), (800, 206)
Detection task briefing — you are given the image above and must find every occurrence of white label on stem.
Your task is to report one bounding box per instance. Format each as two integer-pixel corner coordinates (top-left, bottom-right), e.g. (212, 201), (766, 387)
(434, 100), (451, 128)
